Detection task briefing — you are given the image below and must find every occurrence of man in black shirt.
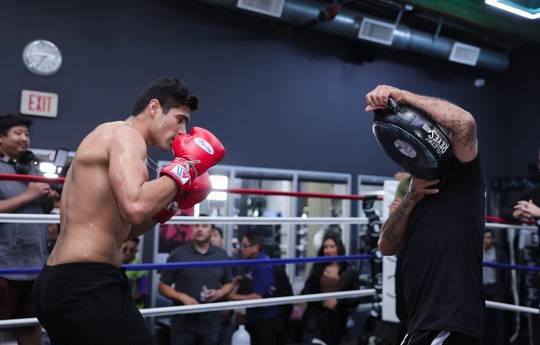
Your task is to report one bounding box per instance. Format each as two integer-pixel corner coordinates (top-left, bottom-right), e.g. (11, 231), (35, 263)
(367, 85), (484, 345)
(159, 218), (233, 345)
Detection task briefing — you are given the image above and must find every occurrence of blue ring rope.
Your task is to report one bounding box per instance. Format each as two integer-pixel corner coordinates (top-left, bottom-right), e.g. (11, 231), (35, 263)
(0, 254), (373, 275)
(483, 261), (540, 272)
(2, 256), (538, 275)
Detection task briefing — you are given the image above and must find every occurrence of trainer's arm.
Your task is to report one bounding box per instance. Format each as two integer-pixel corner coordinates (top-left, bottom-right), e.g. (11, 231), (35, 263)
(378, 177), (439, 255)
(109, 126), (179, 225)
(401, 91), (478, 163)
(378, 195), (417, 255)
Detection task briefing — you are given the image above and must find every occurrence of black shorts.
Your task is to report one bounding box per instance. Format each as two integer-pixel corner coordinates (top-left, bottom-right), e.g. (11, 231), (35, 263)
(32, 262), (154, 345)
(400, 330), (480, 345)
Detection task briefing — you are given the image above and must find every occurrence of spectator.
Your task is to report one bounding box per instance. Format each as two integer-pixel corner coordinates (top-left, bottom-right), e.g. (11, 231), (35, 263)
(211, 226), (224, 248)
(159, 217), (233, 345)
(228, 231), (279, 345)
(122, 237), (150, 309)
(482, 230), (509, 345)
(301, 232), (359, 345)
(0, 114), (56, 345)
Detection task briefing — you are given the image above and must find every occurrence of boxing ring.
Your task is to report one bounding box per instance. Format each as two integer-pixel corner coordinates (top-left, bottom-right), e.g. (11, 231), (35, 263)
(1, 172), (540, 338)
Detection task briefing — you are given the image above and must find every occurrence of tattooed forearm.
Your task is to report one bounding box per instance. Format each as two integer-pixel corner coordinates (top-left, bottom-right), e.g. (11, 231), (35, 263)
(405, 94), (476, 146)
(378, 197), (417, 255)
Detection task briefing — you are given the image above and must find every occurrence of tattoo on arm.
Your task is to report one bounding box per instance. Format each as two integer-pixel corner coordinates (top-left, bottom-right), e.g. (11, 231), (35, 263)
(380, 197), (416, 252)
(408, 95), (477, 148)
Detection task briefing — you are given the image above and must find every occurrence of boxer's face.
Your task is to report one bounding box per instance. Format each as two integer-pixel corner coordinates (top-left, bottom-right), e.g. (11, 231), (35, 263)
(151, 101), (190, 151)
(323, 239), (338, 257)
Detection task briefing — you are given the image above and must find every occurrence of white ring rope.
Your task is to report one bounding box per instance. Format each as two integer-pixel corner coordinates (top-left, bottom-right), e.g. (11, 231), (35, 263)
(0, 294), (536, 329)
(485, 222), (537, 230)
(485, 300), (539, 315)
(0, 213), (536, 229)
(0, 289), (376, 329)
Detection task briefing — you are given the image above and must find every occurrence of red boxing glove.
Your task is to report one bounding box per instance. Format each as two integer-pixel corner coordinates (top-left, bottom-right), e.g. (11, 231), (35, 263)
(153, 173), (213, 223)
(160, 157), (193, 192)
(177, 172), (212, 210)
(153, 202), (179, 224)
(171, 127), (226, 177)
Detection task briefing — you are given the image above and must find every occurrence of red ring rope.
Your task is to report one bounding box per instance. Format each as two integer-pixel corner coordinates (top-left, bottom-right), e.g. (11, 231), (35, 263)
(0, 173), (381, 200)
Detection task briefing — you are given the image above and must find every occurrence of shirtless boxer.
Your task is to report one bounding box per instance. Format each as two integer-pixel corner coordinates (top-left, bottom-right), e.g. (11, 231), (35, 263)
(31, 77), (225, 345)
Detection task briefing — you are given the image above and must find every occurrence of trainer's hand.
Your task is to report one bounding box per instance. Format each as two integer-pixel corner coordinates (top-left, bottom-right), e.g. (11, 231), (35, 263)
(365, 85), (410, 112)
(406, 177), (439, 204)
(513, 200), (540, 219)
(389, 197), (402, 215)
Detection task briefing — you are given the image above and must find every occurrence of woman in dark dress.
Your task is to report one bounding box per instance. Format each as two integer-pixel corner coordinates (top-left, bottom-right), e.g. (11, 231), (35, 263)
(301, 232), (359, 345)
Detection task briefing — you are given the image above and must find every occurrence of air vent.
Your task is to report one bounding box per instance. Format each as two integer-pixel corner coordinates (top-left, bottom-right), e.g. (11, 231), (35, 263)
(358, 18), (395, 46)
(237, 0), (284, 18)
(449, 42), (481, 66)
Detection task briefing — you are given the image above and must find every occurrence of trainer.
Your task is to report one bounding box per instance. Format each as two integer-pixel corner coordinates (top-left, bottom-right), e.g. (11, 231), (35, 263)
(367, 85), (485, 345)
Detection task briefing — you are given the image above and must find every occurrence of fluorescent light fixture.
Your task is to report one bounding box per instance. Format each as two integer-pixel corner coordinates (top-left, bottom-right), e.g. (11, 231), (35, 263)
(485, 0), (540, 19)
(44, 173), (59, 179)
(39, 162), (57, 174)
(208, 175), (228, 201)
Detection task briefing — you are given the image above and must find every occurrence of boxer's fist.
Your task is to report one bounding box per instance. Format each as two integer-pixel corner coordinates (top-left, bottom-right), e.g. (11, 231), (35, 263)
(177, 172), (212, 210)
(172, 127), (225, 177)
(159, 157), (194, 193)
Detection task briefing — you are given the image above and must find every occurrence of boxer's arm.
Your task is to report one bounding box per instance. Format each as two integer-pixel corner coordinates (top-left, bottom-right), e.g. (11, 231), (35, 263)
(401, 92), (478, 163)
(128, 218), (156, 238)
(109, 126), (178, 225)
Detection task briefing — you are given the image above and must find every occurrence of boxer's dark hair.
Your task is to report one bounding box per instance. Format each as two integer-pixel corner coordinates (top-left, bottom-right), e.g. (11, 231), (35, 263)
(0, 114), (32, 136)
(132, 77), (198, 115)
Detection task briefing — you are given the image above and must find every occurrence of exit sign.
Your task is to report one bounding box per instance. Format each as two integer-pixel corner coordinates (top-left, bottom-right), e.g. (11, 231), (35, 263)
(20, 90), (58, 118)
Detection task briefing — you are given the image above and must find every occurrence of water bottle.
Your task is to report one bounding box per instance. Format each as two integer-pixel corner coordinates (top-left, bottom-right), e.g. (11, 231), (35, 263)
(231, 325), (251, 345)
(200, 285), (209, 302)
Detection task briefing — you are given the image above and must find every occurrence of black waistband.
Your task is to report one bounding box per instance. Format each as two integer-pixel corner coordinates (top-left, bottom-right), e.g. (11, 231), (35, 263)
(40, 262), (125, 282)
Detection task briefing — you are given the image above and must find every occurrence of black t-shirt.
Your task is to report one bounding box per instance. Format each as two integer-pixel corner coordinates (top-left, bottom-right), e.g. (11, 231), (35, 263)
(397, 155), (485, 339)
(160, 243), (232, 334)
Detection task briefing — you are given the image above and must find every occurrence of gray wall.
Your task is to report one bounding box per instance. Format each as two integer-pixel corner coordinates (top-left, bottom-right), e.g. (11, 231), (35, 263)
(0, 0), (524, 182)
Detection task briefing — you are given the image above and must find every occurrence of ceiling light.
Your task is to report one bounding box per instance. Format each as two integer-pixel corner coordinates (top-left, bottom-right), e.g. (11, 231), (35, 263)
(485, 0), (540, 19)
